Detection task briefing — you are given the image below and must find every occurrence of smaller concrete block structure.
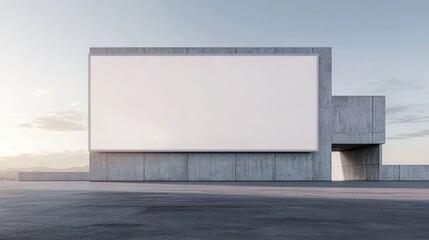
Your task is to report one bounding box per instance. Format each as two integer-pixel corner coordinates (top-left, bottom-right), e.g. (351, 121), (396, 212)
(331, 96), (385, 181)
(18, 172), (88, 181)
(332, 96), (385, 144)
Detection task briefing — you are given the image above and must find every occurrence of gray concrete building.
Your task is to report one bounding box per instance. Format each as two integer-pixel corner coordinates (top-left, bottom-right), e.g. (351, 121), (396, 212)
(86, 47), (424, 182)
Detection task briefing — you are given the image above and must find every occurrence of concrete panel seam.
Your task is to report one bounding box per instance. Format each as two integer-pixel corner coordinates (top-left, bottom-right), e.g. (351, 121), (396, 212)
(371, 96), (374, 143)
(143, 153), (145, 181)
(234, 154), (237, 181)
(274, 153), (277, 181)
(106, 155), (109, 181)
(186, 153), (189, 181)
(399, 165), (402, 181)
(143, 154), (146, 181)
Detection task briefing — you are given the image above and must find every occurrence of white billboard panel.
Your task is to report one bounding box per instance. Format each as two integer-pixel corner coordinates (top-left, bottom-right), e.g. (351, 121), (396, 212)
(90, 55), (318, 151)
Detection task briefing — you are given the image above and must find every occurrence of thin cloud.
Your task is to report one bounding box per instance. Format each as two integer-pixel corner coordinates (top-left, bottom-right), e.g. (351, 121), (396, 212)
(356, 78), (421, 94)
(386, 104), (418, 115)
(388, 114), (429, 124)
(32, 88), (50, 101)
(388, 130), (429, 140)
(387, 103), (429, 124)
(16, 103), (87, 132)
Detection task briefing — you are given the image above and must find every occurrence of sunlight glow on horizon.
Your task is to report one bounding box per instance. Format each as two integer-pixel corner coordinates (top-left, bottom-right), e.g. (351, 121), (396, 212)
(1, 0), (428, 169)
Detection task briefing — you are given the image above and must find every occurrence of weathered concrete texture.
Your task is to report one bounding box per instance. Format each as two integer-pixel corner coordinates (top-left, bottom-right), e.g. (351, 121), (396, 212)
(106, 47), (130, 54)
(400, 166), (429, 181)
(312, 47), (332, 181)
(366, 165), (380, 181)
(332, 145), (381, 181)
(18, 172), (88, 181)
(236, 154), (275, 181)
(379, 165), (429, 181)
(90, 152), (333, 182)
(332, 96), (372, 133)
(372, 132), (385, 144)
(380, 165), (400, 181)
(106, 153), (144, 181)
(236, 48), (275, 54)
(128, 47), (145, 54)
(372, 96), (386, 134)
(275, 153), (313, 181)
(188, 153), (235, 181)
(144, 48), (187, 54)
(275, 47), (313, 54)
(332, 133), (373, 144)
(144, 153), (187, 181)
(332, 96), (386, 144)
(187, 47), (236, 54)
(89, 152), (107, 181)
(89, 47), (107, 54)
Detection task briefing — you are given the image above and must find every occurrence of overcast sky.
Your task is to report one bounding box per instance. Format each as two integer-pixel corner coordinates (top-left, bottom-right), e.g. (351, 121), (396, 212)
(0, 0), (428, 169)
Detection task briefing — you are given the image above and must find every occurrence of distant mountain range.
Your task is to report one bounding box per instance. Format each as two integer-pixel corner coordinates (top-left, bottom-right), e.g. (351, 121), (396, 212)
(0, 166), (89, 173)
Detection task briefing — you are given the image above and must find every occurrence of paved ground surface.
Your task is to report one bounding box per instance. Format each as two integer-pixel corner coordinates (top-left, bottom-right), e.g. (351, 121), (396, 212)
(1, 181), (429, 240)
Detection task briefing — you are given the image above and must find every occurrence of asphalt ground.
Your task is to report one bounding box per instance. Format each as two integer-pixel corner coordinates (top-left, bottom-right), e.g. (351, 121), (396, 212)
(1, 181), (428, 240)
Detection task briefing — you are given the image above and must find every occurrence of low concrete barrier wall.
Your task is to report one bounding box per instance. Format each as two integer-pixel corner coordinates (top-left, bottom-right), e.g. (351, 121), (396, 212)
(380, 165), (429, 181)
(18, 172), (89, 181)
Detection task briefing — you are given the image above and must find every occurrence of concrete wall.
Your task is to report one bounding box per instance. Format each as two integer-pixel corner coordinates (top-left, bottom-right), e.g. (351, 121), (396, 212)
(18, 172), (88, 181)
(332, 145), (381, 181)
(90, 152), (320, 181)
(380, 165), (429, 181)
(332, 96), (385, 144)
(89, 47), (332, 182)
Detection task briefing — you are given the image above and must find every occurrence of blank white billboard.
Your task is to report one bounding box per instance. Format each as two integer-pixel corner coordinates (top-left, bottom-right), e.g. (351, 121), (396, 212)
(90, 55), (318, 151)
